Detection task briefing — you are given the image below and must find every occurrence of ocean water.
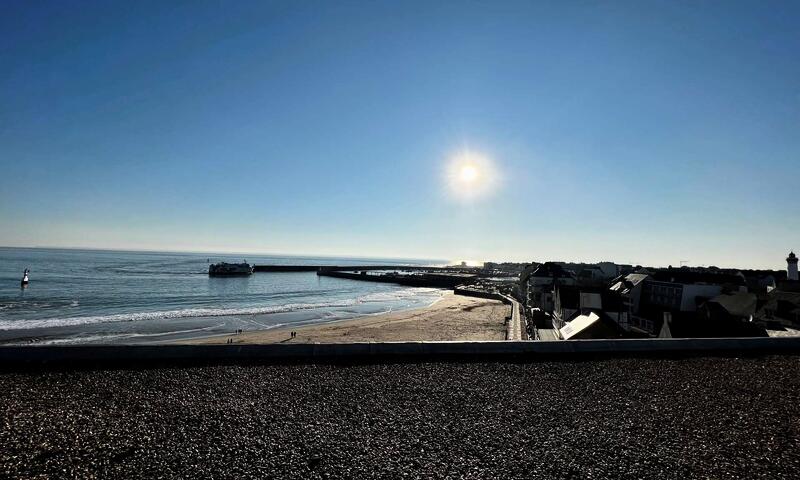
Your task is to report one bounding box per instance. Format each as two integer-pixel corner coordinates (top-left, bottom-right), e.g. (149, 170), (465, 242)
(0, 248), (444, 345)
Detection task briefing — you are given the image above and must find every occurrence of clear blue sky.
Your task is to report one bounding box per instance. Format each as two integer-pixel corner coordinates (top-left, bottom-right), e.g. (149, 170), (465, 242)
(1, 1), (798, 268)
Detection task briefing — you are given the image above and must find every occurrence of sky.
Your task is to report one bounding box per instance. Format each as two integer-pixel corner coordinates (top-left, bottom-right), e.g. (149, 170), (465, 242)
(1, 1), (798, 268)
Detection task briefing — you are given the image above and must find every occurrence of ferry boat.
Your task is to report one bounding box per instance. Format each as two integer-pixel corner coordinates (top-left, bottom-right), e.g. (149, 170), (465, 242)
(208, 262), (253, 277)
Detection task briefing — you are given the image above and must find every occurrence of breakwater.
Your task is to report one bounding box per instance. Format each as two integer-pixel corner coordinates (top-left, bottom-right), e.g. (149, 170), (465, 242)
(316, 270), (475, 288)
(253, 264), (478, 273)
(254, 264), (483, 289)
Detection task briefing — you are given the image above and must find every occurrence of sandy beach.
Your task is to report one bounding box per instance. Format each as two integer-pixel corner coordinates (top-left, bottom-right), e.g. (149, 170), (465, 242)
(185, 291), (509, 344)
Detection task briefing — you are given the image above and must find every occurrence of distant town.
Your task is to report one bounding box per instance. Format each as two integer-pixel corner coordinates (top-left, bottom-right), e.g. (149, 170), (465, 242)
(474, 252), (800, 340)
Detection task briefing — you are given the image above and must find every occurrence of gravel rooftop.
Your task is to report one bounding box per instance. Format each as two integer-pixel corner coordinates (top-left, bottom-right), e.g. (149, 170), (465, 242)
(1, 355), (799, 479)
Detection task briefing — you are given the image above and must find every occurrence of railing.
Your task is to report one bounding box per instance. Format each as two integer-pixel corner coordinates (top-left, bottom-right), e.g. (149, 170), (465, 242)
(629, 315), (655, 334)
(551, 312), (566, 331)
(499, 295), (523, 341)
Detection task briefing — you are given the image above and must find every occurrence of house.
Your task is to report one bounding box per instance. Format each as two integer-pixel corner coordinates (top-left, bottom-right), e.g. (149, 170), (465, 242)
(740, 270), (784, 293)
(552, 283), (648, 338)
(609, 273), (649, 313)
(552, 273), (656, 335)
(607, 273), (654, 334)
(557, 261), (628, 286)
(558, 311), (626, 340)
(521, 262), (575, 313)
(755, 291), (800, 328)
(700, 292), (764, 336)
(632, 268), (749, 337)
(552, 285), (610, 326)
(576, 266), (612, 285)
(704, 292), (757, 321)
(552, 285), (582, 330)
(640, 269), (747, 313)
(656, 291), (765, 338)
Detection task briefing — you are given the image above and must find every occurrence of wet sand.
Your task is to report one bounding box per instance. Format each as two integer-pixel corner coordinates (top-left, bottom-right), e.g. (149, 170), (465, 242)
(185, 292), (509, 344)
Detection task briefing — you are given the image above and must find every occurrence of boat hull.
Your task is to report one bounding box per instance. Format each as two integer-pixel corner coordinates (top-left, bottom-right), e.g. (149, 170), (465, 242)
(208, 262), (254, 277)
(208, 272), (252, 277)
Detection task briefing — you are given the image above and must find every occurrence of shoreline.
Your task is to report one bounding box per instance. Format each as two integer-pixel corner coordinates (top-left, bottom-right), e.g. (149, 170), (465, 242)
(0, 288), (449, 346)
(181, 291), (509, 344)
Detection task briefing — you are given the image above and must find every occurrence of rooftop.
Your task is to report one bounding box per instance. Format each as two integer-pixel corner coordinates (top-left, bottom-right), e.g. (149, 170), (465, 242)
(530, 262), (576, 279)
(610, 273), (650, 294)
(1, 356), (797, 478)
(650, 269), (746, 286)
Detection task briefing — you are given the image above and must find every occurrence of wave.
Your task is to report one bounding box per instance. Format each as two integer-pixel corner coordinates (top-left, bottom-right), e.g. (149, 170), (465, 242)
(0, 301), (356, 331)
(357, 287), (441, 303)
(0, 299), (83, 312)
(0, 287), (443, 331)
(31, 323), (229, 345)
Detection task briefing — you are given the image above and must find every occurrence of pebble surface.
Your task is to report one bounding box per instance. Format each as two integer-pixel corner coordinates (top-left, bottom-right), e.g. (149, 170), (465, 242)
(1, 355), (799, 479)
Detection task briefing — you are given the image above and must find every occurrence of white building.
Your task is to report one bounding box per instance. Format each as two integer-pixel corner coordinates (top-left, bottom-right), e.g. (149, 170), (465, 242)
(521, 262), (576, 313)
(788, 251), (799, 281)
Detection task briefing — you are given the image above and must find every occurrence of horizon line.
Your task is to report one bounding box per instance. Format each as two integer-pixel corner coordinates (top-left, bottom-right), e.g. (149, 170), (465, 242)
(0, 244), (792, 272)
(0, 244), (449, 264)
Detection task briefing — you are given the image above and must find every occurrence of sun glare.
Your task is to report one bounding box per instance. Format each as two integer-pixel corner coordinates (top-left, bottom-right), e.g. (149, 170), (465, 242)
(445, 150), (498, 201)
(459, 165), (478, 183)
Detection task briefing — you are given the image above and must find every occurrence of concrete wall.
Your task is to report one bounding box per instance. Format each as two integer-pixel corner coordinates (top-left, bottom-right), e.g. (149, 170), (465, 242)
(453, 288), (505, 302)
(1, 338), (799, 367)
(319, 270), (471, 288)
(254, 265), (477, 273)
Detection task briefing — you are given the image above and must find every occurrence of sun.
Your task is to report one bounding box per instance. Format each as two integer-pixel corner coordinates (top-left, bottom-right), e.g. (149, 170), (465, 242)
(445, 150), (498, 201)
(459, 165), (478, 183)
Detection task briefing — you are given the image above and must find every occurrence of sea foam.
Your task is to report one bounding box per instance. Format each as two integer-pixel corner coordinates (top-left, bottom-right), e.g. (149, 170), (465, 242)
(0, 287), (442, 331)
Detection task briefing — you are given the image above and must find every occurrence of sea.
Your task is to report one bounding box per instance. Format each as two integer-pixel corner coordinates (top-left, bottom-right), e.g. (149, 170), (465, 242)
(0, 248), (445, 345)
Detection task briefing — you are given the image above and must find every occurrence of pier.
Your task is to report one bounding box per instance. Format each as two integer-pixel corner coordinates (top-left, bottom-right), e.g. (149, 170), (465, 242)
(253, 264), (479, 273)
(315, 269), (476, 288)
(252, 264), (484, 289)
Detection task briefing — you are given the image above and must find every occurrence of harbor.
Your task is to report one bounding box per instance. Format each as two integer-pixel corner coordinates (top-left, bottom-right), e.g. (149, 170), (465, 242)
(0, 250), (465, 346)
(0, 250), (523, 346)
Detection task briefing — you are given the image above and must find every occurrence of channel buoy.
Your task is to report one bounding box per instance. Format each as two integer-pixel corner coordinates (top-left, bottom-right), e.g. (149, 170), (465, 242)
(21, 268), (29, 287)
